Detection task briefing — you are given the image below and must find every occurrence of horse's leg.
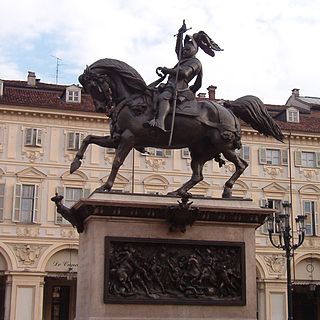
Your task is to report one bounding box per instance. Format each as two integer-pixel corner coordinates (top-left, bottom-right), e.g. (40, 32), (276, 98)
(168, 154), (206, 197)
(70, 135), (118, 173)
(221, 149), (248, 198)
(97, 130), (135, 191)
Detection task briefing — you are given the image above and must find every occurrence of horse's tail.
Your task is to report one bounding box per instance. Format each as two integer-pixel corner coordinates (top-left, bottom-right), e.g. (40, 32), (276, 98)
(224, 95), (284, 142)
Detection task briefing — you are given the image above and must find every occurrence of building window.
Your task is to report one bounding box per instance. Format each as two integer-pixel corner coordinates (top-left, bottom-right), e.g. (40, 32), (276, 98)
(261, 199), (282, 233)
(13, 184), (39, 223)
(146, 148), (172, 157)
(259, 148), (288, 165)
(67, 132), (85, 151)
(295, 151), (320, 168)
(286, 108), (299, 123)
(181, 148), (190, 159)
(25, 128), (42, 147)
(106, 148), (115, 154)
(0, 184), (4, 221)
(55, 187), (90, 224)
(303, 200), (318, 236)
(236, 146), (250, 161)
(66, 86), (81, 103)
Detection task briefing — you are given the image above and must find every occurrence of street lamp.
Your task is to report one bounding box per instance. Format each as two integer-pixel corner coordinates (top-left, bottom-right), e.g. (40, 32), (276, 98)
(266, 201), (306, 320)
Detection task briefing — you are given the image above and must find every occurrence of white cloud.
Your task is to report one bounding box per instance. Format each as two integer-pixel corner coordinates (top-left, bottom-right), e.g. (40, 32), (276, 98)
(0, 0), (320, 104)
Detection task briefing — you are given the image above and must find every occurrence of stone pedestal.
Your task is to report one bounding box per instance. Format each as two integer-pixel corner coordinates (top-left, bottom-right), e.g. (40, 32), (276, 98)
(72, 192), (270, 320)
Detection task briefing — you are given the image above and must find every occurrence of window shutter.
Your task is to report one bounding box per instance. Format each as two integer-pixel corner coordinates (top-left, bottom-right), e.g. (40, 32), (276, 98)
(164, 149), (172, 157)
(259, 148), (266, 164)
(0, 184), (4, 220)
(36, 129), (42, 146)
(316, 153), (320, 168)
(314, 202), (318, 236)
(80, 133), (85, 149)
(259, 199), (267, 208)
(147, 148), (155, 156)
(55, 187), (64, 224)
(13, 184), (22, 222)
(32, 185), (39, 223)
(294, 151), (302, 166)
(83, 188), (91, 198)
(241, 146), (250, 161)
(281, 149), (288, 165)
(67, 132), (75, 150)
(25, 128), (33, 146)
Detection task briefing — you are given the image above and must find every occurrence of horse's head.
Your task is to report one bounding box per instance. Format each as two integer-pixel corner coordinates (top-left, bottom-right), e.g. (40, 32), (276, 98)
(79, 66), (112, 113)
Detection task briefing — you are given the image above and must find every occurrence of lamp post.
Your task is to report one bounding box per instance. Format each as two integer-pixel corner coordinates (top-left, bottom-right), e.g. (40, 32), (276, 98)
(266, 201), (306, 320)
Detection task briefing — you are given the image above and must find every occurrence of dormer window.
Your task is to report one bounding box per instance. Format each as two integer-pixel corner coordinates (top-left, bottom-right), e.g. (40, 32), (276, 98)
(286, 107), (299, 123)
(66, 85), (81, 103)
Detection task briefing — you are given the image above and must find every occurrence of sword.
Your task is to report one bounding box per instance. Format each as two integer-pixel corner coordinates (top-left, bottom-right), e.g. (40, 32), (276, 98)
(168, 20), (192, 146)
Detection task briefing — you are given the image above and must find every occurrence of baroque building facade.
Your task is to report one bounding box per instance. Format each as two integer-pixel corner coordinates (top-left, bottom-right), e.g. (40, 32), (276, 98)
(0, 73), (319, 319)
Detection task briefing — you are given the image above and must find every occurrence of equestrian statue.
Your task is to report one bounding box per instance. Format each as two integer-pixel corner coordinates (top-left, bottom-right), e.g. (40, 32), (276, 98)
(70, 21), (284, 198)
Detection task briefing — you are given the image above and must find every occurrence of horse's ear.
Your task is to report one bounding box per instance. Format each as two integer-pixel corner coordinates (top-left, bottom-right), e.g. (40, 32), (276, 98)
(78, 74), (85, 90)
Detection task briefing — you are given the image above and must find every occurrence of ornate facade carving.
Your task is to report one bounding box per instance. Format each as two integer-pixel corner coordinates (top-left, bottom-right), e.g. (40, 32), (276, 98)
(145, 157), (165, 171)
(16, 227), (40, 237)
(263, 166), (283, 179)
(13, 244), (42, 266)
(60, 228), (78, 238)
(263, 254), (285, 274)
(299, 168), (318, 181)
(22, 150), (44, 162)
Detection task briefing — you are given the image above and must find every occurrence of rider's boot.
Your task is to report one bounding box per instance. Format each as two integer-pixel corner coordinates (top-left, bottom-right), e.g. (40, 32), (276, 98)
(144, 100), (170, 132)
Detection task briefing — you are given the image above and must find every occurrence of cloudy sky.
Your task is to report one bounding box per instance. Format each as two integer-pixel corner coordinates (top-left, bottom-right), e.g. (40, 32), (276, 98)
(0, 0), (319, 104)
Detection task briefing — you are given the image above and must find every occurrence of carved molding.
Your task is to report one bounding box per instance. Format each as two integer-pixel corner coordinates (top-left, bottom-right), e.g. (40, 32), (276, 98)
(263, 166), (283, 179)
(16, 226), (40, 237)
(104, 155), (114, 165)
(60, 228), (78, 238)
(224, 163), (235, 173)
(22, 150), (44, 162)
(145, 157), (165, 171)
(299, 168), (318, 181)
(263, 254), (285, 274)
(13, 244), (42, 266)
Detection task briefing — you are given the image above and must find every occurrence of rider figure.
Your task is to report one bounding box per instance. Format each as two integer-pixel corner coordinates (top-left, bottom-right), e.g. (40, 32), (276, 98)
(146, 22), (223, 132)
(146, 24), (202, 132)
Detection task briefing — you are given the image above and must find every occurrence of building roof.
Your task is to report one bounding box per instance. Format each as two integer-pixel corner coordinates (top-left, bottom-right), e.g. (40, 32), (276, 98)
(0, 80), (95, 113)
(1, 79), (319, 134)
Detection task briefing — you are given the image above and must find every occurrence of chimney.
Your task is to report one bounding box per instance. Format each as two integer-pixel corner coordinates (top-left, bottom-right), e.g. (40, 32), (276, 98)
(27, 71), (36, 86)
(207, 85), (217, 100)
(292, 88), (300, 98)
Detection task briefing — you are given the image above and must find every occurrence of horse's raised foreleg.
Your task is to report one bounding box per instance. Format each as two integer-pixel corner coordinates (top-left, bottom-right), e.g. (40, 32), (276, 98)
(70, 135), (118, 173)
(97, 130), (135, 191)
(168, 155), (205, 197)
(221, 150), (248, 198)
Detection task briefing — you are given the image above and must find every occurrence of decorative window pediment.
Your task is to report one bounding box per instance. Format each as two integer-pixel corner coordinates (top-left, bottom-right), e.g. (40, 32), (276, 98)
(16, 167), (46, 182)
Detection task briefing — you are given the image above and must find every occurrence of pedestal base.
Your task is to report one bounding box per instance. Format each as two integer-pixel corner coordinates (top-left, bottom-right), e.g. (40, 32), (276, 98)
(73, 192), (270, 320)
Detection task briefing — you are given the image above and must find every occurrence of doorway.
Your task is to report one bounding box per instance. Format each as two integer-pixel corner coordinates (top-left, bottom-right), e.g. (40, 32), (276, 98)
(293, 284), (320, 319)
(43, 277), (76, 320)
(0, 275), (5, 320)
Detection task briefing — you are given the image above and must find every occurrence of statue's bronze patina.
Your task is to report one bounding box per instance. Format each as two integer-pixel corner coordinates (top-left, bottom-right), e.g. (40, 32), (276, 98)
(70, 22), (284, 198)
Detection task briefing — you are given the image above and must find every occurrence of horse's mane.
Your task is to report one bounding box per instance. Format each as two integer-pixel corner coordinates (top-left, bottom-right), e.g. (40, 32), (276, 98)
(89, 58), (148, 94)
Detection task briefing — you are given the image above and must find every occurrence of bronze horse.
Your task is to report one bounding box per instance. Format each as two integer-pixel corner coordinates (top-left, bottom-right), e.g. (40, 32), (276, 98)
(71, 58), (284, 198)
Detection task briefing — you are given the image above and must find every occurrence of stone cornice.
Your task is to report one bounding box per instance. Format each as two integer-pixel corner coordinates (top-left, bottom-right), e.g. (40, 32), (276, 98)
(0, 105), (107, 123)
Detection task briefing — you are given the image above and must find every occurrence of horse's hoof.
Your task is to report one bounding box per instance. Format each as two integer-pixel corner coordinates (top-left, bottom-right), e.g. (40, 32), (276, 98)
(70, 158), (81, 174)
(222, 187), (232, 198)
